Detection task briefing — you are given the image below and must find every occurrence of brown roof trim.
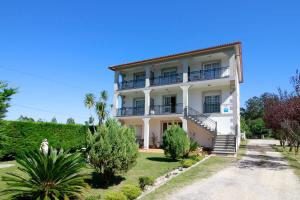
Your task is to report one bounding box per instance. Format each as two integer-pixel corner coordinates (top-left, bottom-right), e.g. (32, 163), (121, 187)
(108, 41), (243, 83)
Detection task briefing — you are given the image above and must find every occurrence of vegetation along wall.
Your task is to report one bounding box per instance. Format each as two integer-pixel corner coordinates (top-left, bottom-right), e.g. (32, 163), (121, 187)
(0, 120), (87, 160)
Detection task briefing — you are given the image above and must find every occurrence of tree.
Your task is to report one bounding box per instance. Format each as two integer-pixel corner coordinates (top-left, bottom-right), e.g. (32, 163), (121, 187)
(2, 147), (86, 199)
(51, 117), (57, 123)
(66, 118), (75, 124)
(162, 125), (190, 160)
(0, 81), (17, 120)
(18, 115), (35, 122)
(84, 90), (109, 126)
(87, 119), (138, 180)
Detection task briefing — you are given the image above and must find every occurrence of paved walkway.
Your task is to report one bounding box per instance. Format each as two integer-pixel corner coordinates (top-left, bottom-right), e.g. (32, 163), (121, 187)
(167, 139), (300, 200)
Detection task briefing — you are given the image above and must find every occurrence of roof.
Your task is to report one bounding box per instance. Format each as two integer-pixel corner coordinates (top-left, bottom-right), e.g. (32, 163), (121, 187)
(108, 42), (243, 82)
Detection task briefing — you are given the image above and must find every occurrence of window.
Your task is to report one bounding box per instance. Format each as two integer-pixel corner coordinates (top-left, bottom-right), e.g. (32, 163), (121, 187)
(203, 62), (221, 80)
(162, 68), (177, 77)
(134, 99), (145, 115)
(163, 96), (176, 113)
(133, 72), (145, 88)
(204, 95), (220, 113)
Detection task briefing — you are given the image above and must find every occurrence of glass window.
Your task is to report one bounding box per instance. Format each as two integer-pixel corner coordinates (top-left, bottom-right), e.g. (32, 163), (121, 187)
(204, 95), (220, 113)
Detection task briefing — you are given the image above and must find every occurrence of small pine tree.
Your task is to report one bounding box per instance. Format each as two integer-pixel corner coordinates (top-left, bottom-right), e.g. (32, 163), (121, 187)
(51, 117), (57, 123)
(66, 118), (75, 124)
(162, 125), (190, 160)
(87, 119), (138, 179)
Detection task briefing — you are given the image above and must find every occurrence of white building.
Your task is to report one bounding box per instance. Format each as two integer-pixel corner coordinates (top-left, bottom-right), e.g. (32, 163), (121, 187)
(109, 42), (243, 154)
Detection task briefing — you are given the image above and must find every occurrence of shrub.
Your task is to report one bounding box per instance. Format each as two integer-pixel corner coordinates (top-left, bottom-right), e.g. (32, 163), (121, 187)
(104, 191), (127, 200)
(180, 159), (196, 168)
(1, 147), (86, 199)
(189, 155), (203, 162)
(0, 120), (86, 160)
(162, 125), (190, 160)
(88, 119), (139, 179)
(138, 176), (154, 190)
(121, 185), (142, 200)
(86, 195), (101, 200)
(189, 138), (199, 152)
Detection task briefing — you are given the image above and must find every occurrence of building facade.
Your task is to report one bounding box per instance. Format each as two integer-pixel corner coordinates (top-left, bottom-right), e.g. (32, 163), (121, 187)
(109, 42), (243, 153)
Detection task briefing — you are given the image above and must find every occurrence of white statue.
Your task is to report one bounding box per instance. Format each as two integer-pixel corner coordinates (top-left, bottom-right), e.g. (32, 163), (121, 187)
(40, 139), (49, 154)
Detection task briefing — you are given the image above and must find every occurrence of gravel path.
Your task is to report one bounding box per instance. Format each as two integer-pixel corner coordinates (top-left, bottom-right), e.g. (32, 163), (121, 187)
(167, 139), (300, 200)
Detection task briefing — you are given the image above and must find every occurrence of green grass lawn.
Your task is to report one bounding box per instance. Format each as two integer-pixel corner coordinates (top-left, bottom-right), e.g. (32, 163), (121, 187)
(141, 156), (235, 200)
(274, 146), (300, 179)
(0, 152), (180, 200)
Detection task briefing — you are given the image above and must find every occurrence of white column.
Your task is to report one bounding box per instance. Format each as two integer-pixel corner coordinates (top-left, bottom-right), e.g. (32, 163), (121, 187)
(143, 118), (150, 149)
(114, 71), (120, 91)
(180, 85), (190, 114)
(180, 117), (188, 133)
(143, 89), (151, 115)
(113, 92), (119, 117)
(181, 59), (189, 83)
(145, 65), (151, 87)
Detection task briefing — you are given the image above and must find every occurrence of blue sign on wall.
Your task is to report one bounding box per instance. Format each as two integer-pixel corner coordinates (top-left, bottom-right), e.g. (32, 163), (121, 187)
(224, 107), (229, 113)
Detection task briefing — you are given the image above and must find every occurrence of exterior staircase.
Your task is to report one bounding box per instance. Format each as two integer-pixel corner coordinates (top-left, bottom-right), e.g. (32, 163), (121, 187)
(184, 106), (237, 155)
(212, 135), (236, 155)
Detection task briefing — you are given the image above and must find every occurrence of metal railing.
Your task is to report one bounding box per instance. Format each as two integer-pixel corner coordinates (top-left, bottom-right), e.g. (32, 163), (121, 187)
(118, 79), (145, 90)
(149, 103), (183, 115)
(150, 73), (183, 86)
(189, 67), (229, 82)
(116, 107), (145, 116)
(184, 106), (217, 134)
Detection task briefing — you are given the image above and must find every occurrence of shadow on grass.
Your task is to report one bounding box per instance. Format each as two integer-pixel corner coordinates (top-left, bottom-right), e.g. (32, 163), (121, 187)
(147, 157), (178, 163)
(84, 172), (125, 189)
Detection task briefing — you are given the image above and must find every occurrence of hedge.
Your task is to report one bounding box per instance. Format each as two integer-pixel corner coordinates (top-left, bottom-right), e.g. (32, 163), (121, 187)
(0, 120), (87, 160)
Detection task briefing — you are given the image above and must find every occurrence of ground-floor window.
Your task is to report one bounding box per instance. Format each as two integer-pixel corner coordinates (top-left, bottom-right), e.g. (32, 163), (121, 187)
(161, 121), (182, 134)
(204, 95), (220, 113)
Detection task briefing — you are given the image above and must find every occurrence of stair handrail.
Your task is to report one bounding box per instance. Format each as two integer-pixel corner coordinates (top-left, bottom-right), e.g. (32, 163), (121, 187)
(184, 106), (217, 134)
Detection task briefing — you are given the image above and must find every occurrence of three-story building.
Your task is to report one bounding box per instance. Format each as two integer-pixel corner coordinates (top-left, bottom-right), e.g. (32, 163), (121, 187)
(109, 42), (243, 154)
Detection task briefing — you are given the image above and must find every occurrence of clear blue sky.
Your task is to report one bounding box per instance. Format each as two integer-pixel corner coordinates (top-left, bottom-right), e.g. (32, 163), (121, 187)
(1, 0), (299, 124)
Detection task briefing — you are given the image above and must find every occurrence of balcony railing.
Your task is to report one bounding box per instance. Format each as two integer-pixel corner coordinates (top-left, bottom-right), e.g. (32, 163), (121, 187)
(189, 67), (229, 82)
(150, 73), (183, 86)
(149, 103), (183, 115)
(116, 107), (145, 116)
(119, 79), (145, 90)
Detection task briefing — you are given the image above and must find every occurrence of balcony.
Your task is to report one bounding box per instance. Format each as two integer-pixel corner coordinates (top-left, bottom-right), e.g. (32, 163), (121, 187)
(150, 73), (183, 86)
(189, 67), (229, 82)
(149, 103), (183, 115)
(116, 107), (144, 117)
(118, 79), (145, 90)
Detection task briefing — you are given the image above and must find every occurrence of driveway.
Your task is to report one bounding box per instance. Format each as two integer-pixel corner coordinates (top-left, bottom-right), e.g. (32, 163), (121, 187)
(167, 139), (300, 200)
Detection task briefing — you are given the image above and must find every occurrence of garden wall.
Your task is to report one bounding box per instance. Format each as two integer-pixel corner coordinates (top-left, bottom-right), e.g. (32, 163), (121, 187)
(0, 120), (87, 160)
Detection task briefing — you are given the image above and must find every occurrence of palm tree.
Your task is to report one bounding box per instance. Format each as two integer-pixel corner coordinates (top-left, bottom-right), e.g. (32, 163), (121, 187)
(84, 93), (96, 127)
(1, 147), (86, 199)
(96, 90), (108, 125)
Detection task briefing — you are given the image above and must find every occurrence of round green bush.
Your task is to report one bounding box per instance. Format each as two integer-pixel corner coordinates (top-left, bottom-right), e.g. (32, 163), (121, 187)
(180, 159), (196, 168)
(138, 176), (154, 190)
(86, 195), (101, 200)
(162, 125), (190, 160)
(121, 185), (142, 200)
(104, 191), (127, 200)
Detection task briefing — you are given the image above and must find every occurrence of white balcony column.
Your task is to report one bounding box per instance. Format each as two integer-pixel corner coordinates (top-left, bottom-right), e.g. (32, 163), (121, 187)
(180, 85), (191, 114)
(113, 92), (119, 117)
(229, 54), (236, 80)
(114, 71), (120, 91)
(181, 59), (189, 83)
(180, 117), (188, 134)
(143, 89), (151, 115)
(143, 117), (150, 149)
(145, 65), (151, 87)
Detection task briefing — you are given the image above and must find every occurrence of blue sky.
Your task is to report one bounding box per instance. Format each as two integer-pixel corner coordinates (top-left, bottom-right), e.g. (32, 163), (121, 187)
(1, 0), (299, 124)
